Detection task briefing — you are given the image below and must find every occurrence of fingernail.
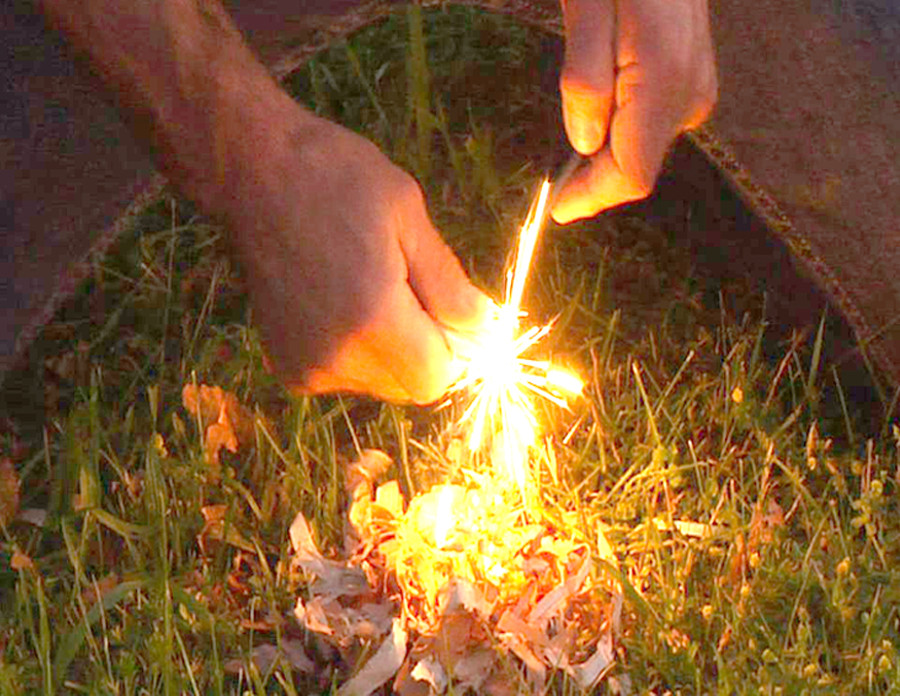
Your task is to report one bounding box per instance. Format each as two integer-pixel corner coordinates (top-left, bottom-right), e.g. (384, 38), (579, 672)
(564, 110), (603, 155)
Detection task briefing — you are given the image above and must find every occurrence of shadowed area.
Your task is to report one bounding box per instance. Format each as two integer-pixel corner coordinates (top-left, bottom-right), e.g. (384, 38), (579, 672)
(2, 0), (897, 428)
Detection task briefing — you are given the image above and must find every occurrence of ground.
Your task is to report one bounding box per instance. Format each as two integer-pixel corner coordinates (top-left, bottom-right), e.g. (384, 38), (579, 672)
(0, 7), (898, 695)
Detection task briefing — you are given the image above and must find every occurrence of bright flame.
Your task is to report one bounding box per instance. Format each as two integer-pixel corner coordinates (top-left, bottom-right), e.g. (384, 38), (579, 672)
(433, 484), (455, 548)
(545, 366), (584, 396)
(448, 178), (584, 495)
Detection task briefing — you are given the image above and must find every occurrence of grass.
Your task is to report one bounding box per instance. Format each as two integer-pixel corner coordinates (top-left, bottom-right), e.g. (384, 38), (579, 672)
(1, 5), (899, 694)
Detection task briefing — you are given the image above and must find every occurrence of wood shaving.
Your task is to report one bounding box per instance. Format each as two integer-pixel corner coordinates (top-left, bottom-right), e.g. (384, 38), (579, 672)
(289, 450), (625, 694)
(338, 618), (408, 696)
(81, 572), (120, 608)
(223, 639), (315, 676)
(10, 549), (33, 571)
(16, 508), (47, 528)
(652, 517), (723, 539)
(197, 504), (256, 554)
(345, 449), (394, 496)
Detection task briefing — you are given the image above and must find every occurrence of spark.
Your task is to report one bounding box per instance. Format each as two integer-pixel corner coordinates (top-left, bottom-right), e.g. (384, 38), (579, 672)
(448, 178), (583, 495)
(433, 484), (455, 548)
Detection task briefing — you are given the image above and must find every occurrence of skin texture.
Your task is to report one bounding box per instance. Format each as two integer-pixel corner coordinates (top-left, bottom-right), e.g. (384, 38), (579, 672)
(552, 0), (718, 222)
(229, 116), (495, 403)
(40, 0), (492, 404)
(38, 0), (714, 402)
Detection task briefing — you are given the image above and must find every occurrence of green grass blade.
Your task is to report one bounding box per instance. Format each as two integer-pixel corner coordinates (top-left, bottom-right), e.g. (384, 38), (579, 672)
(53, 580), (144, 686)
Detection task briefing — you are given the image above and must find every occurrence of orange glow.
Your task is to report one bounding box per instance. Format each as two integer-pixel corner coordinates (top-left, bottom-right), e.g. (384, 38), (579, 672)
(432, 484), (455, 548)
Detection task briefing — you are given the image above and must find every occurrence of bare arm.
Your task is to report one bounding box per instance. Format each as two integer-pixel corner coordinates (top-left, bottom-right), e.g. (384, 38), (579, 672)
(41, 0), (492, 403)
(40, 0), (301, 215)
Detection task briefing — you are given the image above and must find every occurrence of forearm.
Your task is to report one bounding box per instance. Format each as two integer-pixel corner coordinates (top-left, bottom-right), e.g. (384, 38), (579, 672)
(39, 0), (309, 213)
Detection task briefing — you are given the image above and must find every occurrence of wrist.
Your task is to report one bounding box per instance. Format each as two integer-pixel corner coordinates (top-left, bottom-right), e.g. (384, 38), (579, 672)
(200, 80), (337, 213)
(41, 0), (322, 216)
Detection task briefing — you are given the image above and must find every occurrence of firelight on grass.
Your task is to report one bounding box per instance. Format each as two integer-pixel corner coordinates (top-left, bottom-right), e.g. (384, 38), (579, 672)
(448, 178), (584, 494)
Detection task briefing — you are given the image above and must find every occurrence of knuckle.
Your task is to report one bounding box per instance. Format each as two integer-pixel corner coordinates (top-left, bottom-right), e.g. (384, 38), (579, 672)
(560, 67), (606, 100)
(396, 172), (426, 205)
(614, 158), (657, 200)
(382, 165), (426, 214)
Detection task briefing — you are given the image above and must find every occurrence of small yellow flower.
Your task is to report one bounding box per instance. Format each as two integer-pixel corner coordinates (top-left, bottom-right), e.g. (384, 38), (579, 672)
(749, 551), (761, 569)
(10, 549), (33, 571)
(701, 604), (714, 621)
(803, 663), (818, 678)
(731, 386), (744, 403)
(836, 557), (851, 576)
(152, 432), (168, 458)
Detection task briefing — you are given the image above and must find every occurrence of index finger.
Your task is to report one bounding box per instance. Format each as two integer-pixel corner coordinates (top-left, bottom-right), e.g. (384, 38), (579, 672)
(559, 0), (616, 155)
(551, 48), (678, 220)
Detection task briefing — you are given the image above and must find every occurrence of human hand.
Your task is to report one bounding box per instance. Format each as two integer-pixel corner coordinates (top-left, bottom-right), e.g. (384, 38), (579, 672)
(551, 0), (717, 223)
(41, 0), (491, 404)
(226, 111), (493, 404)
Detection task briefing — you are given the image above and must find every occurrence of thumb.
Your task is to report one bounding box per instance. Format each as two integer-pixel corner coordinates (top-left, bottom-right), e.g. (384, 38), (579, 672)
(559, 0), (616, 155)
(550, 82), (672, 224)
(400, 206), (493, 336)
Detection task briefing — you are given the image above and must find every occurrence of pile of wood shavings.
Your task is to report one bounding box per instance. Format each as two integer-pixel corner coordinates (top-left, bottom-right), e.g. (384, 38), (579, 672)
(290, 450), (627, 695)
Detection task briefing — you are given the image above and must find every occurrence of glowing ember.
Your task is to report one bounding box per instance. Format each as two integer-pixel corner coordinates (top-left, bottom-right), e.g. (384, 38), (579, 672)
(448, 178), (584, 494)
(344, 475), (606, 632)
(302, 461), (624, 693)
(432, 484), (455, 548)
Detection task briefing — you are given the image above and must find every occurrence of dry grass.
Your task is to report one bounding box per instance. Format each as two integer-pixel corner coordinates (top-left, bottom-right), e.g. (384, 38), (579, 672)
(0, 6), (898, 694)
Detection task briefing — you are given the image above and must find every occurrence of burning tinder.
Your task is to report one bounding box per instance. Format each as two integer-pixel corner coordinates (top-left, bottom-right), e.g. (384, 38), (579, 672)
(289, 452), (624, 696)
(285, 180), (623, 694)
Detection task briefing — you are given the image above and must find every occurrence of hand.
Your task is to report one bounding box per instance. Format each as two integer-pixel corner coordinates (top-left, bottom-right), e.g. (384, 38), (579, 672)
(42, 0), (491, 403)
(552, 0), (717, 223)
(226, 110), (493, 404)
